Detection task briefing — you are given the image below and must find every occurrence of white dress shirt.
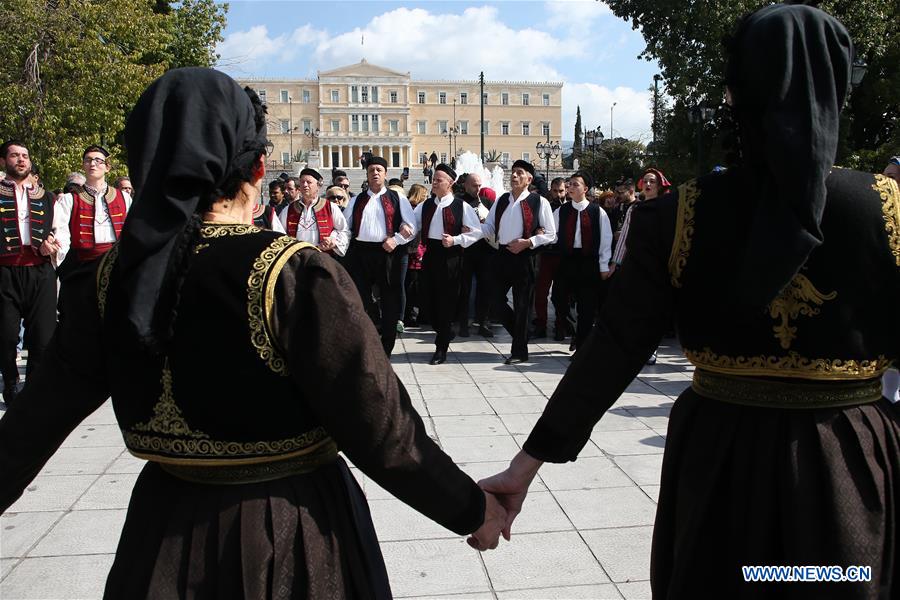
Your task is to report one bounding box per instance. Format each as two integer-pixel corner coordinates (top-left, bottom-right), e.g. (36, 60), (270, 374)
(12, 182), (34, 246)
(413, 194), (484, 248)
(343, 187), (416, 245)
(481, 188), (557, 248)
(553, 199), (614, 273)
(53, 186), (133, 266)
(278, 200), (350, 256)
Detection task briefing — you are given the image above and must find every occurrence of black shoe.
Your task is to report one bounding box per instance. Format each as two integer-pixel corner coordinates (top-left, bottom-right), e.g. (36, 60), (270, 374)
(458, 326), (470, 338)
(569, 338), (577, 352)
(646, 351), (657, 365)
(478, 324), (494, 338)
(430, 349), (447, 365)
(504, 355), (527, 365)
(529, 328), (547, 340)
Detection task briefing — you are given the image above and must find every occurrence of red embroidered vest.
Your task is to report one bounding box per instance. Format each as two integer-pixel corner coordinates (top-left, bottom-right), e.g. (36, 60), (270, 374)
(70, 186), (127, 262)
(495, 192), (542, 241)
(286, 201), (334, 242)
(560, 203), (598, 257)
(421, 197), (464, 240)
(351, 190), (400, 239)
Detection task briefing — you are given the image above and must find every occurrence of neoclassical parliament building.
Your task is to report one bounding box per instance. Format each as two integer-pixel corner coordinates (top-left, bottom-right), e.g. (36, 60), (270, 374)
(238, 60), (563, 171)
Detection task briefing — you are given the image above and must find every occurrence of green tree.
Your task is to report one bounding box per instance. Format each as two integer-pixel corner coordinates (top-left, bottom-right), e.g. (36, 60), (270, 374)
(0, 0), (228, 187)
(168, 0), (229, 69)
(579, 138), (647, 190)
(574, 105), (583, 154)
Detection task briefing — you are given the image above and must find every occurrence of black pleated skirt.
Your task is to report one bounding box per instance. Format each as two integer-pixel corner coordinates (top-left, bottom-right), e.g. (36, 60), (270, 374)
(651, 390), (899, 599)
(103, 457), (391, 599)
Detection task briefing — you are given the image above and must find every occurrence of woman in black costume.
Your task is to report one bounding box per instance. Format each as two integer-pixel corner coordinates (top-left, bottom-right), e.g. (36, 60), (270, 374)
(0, 68), (505, 598)
(482, 4), (900, 598)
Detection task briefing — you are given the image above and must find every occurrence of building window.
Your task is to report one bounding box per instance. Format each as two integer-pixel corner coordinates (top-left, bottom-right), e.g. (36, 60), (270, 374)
(459, 121), (468, 135)
(390, 90), (398, 103)
(372, 114), (379, 132)
(522, 122), (530, 136)
(418, 91), (426, 103)
(389, 120), (399, 132)
(438, 120), (448, 134)
(331, 89), (339, 103)
(361, 86), (369, 103)
(280, 89), (289, 103)
(331, 120), (340, 132)
(279, 119), (290, 134)
(361, 114), (369, 132)
(522, 93), (530, 106)
(481, 121), (489, 135)
(542, 123), (550, 136)
(302, 119), (312, 133)
(372, 87), (379, 103)
(542, 93), (551, 106)
(302, 90), (310, 103)
(501, 92), (509, 105)
(522, 152), (531, 161)
(417, 120), (426, 134)
(257, 89), (267, 104)
(501, 152), (510, 166)
(441, 153), (447, 163)
(351, 86), (358, 103)
(460, 92), (468, 105)
(281, 151), (290, 164)
(439, 91), (447, 105)
(482, 92), (488, 105)
(501, 122), (509, 136)
(351, 115), (359, 132)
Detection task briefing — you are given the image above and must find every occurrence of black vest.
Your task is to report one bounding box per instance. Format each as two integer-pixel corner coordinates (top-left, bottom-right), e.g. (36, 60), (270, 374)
(558, 202), (602, 258)
(421, 196), (464, 239)
(351, 189), (402, 239)
(253, 206), (276, 230)
(99, 226), (330, 464)
(668, 168), (899, 381)
(495, 191), (543, 240)
(0, 180), (53, 255)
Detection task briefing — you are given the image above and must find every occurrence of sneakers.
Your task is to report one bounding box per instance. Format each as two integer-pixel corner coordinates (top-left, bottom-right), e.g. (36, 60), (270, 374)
(396, 320), (405, 333)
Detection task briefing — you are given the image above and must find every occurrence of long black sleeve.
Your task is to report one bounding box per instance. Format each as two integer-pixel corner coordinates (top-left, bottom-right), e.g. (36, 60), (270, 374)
(271, 250), (485, 535)
(524, 196), (677, 462)
(0, 267), (110, 512)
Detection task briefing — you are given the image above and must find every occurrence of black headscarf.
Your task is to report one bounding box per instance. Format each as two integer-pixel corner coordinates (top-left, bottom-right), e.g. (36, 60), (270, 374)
(725, 3), (852, 307)
(115, 68), (268, 351)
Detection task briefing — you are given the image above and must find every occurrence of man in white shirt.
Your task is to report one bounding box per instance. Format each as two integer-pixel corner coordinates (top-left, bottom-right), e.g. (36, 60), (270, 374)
(343, 156), (416, 356)
(414, 164), (483, 364)
(481, 160), (557, 364)
(53, 145), (132, 277)
(0, 141), (59, 405)
(278, 168), (348, 255)
(553, 171), (612, 354)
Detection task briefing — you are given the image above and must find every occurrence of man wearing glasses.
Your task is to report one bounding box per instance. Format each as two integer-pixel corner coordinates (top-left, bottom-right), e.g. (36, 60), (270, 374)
(52, 145), (132, 277)
(331, 170), (351, 194)
(114, 176), (134, 196)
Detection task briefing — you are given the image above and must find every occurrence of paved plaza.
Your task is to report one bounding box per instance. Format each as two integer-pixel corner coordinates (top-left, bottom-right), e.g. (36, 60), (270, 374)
(0, 326), (692, 599)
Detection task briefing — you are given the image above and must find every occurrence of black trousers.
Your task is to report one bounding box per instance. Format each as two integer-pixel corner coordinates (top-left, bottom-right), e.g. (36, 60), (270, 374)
(556, 254), (601, 350)
(0, 263), (57, 388)
(491, 248), (537, 359)
(457, 241), (495, 329)
(344, 240), (404, 356)
(421, 241), (463, 351)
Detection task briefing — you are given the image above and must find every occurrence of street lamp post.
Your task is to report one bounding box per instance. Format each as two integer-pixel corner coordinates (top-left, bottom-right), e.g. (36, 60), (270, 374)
(305, 127), (321, 150)
(584, 126), (604, 152)
(442, 125), (459, 163)
(652, 75), (662, 149)
(535, 131), (560, 180)
(610, 102), (617, 141)
(288, 95), (294, 160)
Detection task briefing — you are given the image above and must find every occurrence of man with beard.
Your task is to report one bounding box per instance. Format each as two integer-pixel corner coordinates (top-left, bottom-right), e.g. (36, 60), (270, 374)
(0, 141), (59, 405)
(414, 164), (483, 364)
(457, 172), (496, 338)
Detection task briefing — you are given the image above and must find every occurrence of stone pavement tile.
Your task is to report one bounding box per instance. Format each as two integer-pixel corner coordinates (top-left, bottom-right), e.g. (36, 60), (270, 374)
(497, 413), (540, 436)
(458, 461), (547, 492)
(532, 381), (561, 397)
(39, 446), (122, 476)
(106, 452), (146, 475)
(582, 525), (653, 584)
(625, 406), (670, 432)
(623, 380), (661, 395)
(554, 486), (658, 530)
(467, 371), (530, 384)
(432, 415), (506, 438)
(595, 409), (653, 433)
(410, 395), (428, 417)
(590, 429), (666, 456)
(616, 580), (652, 599)
(482, 531), (609, 591)
(399, 593), (493, 599)
(357, 475), (394, 501)
(511, 434), (602, 458)
(381, 538), (489, 597)
(643, 380), (689, 397)
(425, 395), (495, 417)
(538, 456), (633, 491)
(60, 424), (125, 448)
(477, 381), (542, 398)
(640, 485), (660, 503)
(612, 455), (663, 487)
(7, 475), (97, 513)
(80, 401), (117, 425)
(0, 554), (115, 599)
(1, 558), (16, 579)
(31, 509), (127, 557)
(487, 395), (548, 415)
(368, 498), (456, 541)
(521, 370), (566, 383)
(415, 371), (476, 385)
(507, 491), (573, 534)
(439, 435), (520, 464)
(73, 474), (139, 510)
(0, 512), (63, 558)
(614, 394), (673, 410)
(461, 361), (521, 372)
(420, 383), (480, 400)
(496, 584), (623, 599)
(405, 386), (425, 401)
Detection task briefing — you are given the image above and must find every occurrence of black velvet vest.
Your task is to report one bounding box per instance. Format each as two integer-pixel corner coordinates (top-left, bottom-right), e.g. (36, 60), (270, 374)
(0, 180), (53, 255)
(669, 168), (899, 380)
(99, 224), (331, 464)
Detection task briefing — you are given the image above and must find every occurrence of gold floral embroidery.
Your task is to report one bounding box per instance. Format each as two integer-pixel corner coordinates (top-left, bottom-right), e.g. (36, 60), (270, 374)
(96, 243), (119, 318)
(767, 274), (836, 349)
(132, 359), (209, 439)
(668, 179), (698, 287)
(874, 174), (900, 266)
(684, 347), (890, 381)
(247, 236), (316, 375)
(200, 222), (262, 238)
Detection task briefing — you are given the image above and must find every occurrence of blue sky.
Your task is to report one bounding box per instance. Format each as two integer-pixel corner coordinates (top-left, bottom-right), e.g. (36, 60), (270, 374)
(216, 1), (662, 141)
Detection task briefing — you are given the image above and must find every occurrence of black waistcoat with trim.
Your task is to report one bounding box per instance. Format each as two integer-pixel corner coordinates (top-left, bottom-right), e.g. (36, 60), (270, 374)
(0, 181), (54, 255)
(100, 224), (329, 464)
(421, 196), (464, 239)
(558, 202), (602, 258)
(668, 168), (899, 381)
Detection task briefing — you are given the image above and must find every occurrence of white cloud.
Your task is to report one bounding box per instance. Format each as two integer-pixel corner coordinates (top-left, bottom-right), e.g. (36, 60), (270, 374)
(562, 83), (652, 142)
(217, 24), (326, 74)
(545, 0), (613, 36)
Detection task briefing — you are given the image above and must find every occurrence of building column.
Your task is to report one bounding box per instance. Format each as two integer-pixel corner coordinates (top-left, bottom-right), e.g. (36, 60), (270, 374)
(322, 145), (329, 169)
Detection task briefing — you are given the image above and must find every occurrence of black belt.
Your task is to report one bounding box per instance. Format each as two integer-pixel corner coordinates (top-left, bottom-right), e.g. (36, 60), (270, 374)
(691, 369), (883, 409)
